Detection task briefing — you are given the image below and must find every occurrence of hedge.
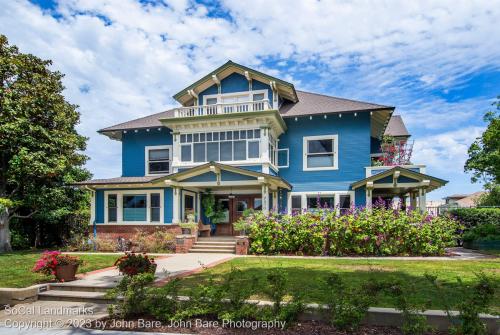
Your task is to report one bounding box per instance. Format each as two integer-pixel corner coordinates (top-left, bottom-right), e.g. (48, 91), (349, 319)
(449, 208), (500, 228)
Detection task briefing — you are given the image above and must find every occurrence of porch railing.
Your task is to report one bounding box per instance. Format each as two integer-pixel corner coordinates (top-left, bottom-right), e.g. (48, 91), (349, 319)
(174, 100), (272, 118)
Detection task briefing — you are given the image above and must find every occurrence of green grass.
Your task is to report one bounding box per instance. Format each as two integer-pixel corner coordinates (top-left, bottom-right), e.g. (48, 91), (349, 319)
(0, 251), (119, 288)
(178, 257), (500, 313)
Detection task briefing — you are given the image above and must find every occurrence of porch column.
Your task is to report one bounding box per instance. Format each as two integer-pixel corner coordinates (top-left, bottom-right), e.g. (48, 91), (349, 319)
(365, 182), (373, 212)
(261, 184), (270, 215)
(418, 187), (427, 212)
(410, 191), (417, 210)
(272, 191), (278, 212)
(172, 186), (181, 224)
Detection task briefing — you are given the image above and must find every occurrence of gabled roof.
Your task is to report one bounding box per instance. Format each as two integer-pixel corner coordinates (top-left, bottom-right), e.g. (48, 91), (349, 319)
(384, 115), (410, 137)
(173, 60), (298, 105)
(351, 166), (448, 192)
(75, 175), (169, 186)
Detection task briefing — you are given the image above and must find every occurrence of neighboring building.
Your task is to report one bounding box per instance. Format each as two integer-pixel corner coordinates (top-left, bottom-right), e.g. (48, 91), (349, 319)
(443, 191), (487, 208)
(78, 61), (447, 238)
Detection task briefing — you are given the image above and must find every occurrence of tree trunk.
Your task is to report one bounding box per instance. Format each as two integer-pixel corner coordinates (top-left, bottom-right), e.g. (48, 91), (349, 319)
(0, 209), (12, 252)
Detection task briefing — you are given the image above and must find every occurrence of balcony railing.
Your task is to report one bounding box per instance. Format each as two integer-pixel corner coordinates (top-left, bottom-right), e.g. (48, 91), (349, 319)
(174, 99), (272, 118)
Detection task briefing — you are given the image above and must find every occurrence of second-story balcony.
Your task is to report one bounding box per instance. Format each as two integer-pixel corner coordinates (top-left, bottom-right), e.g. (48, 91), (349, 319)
(173, 99), (272, 118)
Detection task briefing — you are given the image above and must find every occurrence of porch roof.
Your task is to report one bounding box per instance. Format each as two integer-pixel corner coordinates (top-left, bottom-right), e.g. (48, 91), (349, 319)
(163, 162), (292, 191)
(351, 166), (447, 193)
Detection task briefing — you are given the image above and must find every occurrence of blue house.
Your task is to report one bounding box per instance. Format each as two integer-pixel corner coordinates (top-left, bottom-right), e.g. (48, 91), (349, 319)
(79, 61), (447, 238)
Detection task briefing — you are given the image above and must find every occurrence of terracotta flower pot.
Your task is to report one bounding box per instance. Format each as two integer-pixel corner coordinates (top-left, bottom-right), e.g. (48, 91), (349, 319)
(55, 264), (79, 282)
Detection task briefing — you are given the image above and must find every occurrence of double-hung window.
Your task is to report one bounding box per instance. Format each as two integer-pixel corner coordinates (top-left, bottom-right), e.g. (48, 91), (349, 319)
(105, 191), (163, 223)
(146, 145), (172, 175)
(303, 135), (338, 171)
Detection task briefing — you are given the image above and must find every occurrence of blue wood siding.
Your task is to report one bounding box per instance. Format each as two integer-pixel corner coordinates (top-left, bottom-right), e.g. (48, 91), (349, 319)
(122, 128), (172, 177)
(355, 187), (366, 206)
(221, 170), (256, 181)
(184, 172), (217, 182)
(198, 73), (273, 105)
(277, 112), (371, 192)
(164, 188), (173, 223)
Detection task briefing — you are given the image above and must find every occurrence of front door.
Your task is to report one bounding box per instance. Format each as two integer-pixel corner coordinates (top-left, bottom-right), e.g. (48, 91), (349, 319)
(213, 194), (262, 236)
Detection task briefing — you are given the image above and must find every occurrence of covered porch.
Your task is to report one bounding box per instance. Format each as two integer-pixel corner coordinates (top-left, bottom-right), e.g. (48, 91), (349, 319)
(164, 162), (291, 235)
(351, 166), (447, 211)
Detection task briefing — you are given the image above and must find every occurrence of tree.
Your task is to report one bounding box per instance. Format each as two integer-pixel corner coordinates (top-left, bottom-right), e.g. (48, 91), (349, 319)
(464, 97), (500, 205)
(0, 35), (90, 252)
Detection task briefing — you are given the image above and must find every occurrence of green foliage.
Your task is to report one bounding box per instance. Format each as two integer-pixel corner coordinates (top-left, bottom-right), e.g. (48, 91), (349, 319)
(384, 281), (431, 335)
(0, 35), (91, 250)
(201, 189), (225, 224)
(233, 208), (255, 234)
(427, 272), (496, 335)
(246, 207), (459, 256)
(114, 252), (157, 276)
(450, 208), (500, 228)
(324, 273), (376, 331)
(146, 278), (183, 321)
(107, 272), (155, 318)
(9, 229), (30, 250)
(462, 224), (500, 242)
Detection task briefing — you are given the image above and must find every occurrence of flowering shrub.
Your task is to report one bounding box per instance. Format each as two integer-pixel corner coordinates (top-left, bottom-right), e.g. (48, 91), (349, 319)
(247, 206), (460, 256)
(114, 252), (157, 276)
(32, 251), (83, 276)
(131, 229), (176, 253)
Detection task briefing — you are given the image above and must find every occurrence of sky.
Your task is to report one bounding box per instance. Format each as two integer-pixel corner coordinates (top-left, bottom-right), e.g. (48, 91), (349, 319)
(1, 0), (499, 200)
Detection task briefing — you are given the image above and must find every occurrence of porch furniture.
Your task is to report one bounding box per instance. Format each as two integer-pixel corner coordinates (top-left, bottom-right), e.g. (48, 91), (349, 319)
(198, 221), (211, 237)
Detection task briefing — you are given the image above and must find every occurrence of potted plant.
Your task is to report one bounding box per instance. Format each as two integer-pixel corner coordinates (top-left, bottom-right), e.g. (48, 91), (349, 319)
(201, 190), (226, 235)
(114, 252), (156, 276)
(33, 251), (83, 282)
(179, 221), (197, 235)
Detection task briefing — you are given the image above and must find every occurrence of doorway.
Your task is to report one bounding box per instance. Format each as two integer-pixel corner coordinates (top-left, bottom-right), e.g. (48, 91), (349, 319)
(214, 194), (261, 236)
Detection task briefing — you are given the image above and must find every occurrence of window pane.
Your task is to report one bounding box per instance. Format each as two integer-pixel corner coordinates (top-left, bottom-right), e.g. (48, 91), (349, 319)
(186, 134), (192, 143)
(247, 130), (253, 139)
(193, 143), (206, 162)
(233, 131), (239, 140)
(207, 142), (219, 161)
(237, 201), (248, 212)
(240, 130), (246, 139)
(307, 154), (334, 168)
(150, 193), (160, 208)
(193, 133), (199, 142)
(213, 132), (219, 141)
(184, 194), (195, 220)
(149, 149), (169, 161)
(180, 134), (186, 143)
(233, 140), (246, 160)
(206, 97), (217, 105)
(339, 195), (351, 209)
(149, 161), (169, 173)
(108, 194), (117, 208)
(220, 142), (232, 161)
(219, 199), (230, 223)
(254, 129), (261, 138)
(200, 133), (205, 142)
(308, 139), (333, 154)
(181, 145), (192, 162)
(123, 195), (147, 221)
(220, 132), (226, 140)
(207, 132), (212, 141)
(307, 196), (334, 209)
(253, 198), (262, 210)
(226, 131), (232, 140)
(151, 208), (160, 222)
(248, 141), (260, 158)
(108, 194), (117, 222)
(291, 196), (302, 210)
(253, 93), (265, 101)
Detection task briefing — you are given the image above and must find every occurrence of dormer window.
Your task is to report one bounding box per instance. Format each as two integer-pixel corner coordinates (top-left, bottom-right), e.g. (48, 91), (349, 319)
(145, 145), (172, 175)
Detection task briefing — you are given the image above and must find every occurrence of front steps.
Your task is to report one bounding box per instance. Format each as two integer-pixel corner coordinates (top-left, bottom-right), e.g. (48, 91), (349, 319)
(188, 237), (237, 254)
(38, 283), (116, 304)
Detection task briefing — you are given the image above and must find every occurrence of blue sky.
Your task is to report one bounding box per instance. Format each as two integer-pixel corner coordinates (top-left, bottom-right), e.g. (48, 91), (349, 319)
(1, 0), (499, 201)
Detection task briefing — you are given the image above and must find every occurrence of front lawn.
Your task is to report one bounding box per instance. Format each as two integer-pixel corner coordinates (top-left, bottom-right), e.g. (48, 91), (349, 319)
(178, 257), (500, 313)
(0, 251), (119, 288)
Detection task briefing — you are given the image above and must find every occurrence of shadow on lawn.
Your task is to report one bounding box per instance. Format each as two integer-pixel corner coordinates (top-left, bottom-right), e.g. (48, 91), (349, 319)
(179, 266), (500, 312)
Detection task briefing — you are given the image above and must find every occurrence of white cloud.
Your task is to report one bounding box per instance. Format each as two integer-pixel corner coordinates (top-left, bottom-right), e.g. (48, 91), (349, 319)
(0, 0), (498, 195)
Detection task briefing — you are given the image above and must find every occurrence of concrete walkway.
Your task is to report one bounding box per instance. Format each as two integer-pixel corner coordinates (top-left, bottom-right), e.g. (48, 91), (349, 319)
(63, 253), (235, 288)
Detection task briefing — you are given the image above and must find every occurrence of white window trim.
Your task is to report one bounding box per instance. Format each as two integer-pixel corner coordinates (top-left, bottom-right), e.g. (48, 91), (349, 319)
(303, 135), (339, 171)
(277, 148), (289, 168)
(202, 89), (268, 105)
(145, 145), (172, 176)
(104, 189), (164, 224)
(287, 191), (354, 214)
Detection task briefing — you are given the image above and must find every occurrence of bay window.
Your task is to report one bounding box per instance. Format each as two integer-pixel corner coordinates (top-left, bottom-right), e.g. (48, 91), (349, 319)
(179, 129), (261, 163)
(303, 135), (338, 171)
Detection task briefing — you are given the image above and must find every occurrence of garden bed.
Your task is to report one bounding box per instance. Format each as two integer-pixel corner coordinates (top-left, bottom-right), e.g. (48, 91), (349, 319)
(177, 257), (500, 313)
(0, 251), (119, 288)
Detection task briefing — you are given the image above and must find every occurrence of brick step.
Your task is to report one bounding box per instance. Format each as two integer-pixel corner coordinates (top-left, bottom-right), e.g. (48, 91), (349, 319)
(198, 237), (237, 242)
(38, 290), (114, 304)
(190, 245), (235, 251)
(188, 248), (235, 254)
(194, 241), (237, 247)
